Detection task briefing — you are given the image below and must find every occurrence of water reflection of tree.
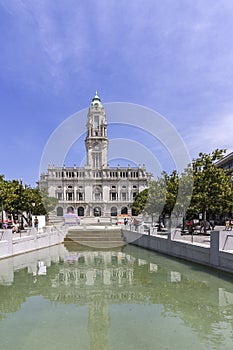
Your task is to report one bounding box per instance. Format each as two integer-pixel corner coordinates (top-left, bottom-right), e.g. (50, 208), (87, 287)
(0, 268), (32, 316)
(133, 263), (233, 347)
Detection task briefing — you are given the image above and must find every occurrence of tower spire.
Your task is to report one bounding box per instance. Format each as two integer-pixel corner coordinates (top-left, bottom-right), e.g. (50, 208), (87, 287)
(91, 90), (101, 105)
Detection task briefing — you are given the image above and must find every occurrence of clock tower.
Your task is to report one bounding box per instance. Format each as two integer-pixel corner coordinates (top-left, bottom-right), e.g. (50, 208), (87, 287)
(85, 92), (108, 168)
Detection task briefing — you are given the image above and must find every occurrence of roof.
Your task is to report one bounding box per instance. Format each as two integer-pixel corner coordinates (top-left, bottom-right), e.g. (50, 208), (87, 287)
(215, 151), (233, 167)
(91, 91), (102, 106)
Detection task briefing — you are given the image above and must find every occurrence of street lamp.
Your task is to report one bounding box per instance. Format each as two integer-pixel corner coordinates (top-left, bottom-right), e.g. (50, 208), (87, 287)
(19, 179), (25, 230)
(28, 202), (36, 227)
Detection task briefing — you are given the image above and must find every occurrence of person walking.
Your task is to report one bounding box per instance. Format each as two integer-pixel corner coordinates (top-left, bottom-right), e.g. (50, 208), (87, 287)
(34, 216), (39, 228)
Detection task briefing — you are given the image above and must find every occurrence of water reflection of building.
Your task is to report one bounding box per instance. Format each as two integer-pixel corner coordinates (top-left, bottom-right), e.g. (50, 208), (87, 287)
(53, 251), (134, 290)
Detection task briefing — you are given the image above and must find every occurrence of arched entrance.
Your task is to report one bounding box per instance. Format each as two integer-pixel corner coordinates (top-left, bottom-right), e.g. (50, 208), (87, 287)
(93, 207), (101, 217)
(57, 207), (63, 216)
(111, 206), (117, 216)
(67, 206), (74, 213)
(121, 207), (128, 215)
(78, 206), (84, 217)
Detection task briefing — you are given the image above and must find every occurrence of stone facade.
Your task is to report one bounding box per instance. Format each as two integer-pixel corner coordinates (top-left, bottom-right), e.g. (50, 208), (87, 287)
(39, 93), (152, 218)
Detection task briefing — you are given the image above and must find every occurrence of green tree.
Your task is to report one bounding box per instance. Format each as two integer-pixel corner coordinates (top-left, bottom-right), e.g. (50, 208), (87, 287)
(163, 171), (179, 216)
(144, 177), (167, 222)
(131, 188), (148, 216)
(187, 149), (233, 224)
(169, 166), (194, 228)
(0, 176), (57, 221)
(131, 171), (191, 226)
(130, 149), (232, 229)
(39, 188), (58, 214)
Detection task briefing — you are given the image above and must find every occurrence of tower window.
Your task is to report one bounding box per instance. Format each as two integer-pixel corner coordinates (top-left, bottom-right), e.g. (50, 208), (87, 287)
(92, 152), (102, 168)
(94, 115), (99, 128)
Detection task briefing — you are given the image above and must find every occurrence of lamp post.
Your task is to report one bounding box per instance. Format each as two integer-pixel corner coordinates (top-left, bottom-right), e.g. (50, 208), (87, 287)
(28, 202), (35, 227)
(19, 179), (24, 231)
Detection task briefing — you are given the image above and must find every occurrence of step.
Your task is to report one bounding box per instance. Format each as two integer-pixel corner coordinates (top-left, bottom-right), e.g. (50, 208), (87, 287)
(65, 240), (126, 248)
(67, 235), (122, 242)
(67, 232), (122, 238)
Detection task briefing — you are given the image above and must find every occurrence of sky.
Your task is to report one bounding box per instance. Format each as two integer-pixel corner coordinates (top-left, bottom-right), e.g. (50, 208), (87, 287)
(1, 0), (233, 187)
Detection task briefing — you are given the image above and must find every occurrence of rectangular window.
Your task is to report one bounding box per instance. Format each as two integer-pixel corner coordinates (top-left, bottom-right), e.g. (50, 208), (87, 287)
(92, 153), (102, 168)
(57, 193), (63, 200)
(67, 193), (73, 201)
(121, 193), (127, 201)
(95, 193), (101, 201)
(111, 192), (117, 200)
(78, 193), (84, 200)
(94, 115), (99, 128)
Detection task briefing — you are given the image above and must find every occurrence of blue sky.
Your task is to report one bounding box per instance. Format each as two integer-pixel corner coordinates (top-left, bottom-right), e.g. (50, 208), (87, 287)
(1, 0), (233, 186)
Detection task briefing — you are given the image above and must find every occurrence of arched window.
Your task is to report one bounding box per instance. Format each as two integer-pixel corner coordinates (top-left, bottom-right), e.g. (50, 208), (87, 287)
(57, 207), (63, 217)
(93, 186), (102, 201)
(93, 207), (101, 217)
(67, 206), (74, 213)
(78, 207), (84, 217)
(121, 207), (128, 215)
(111, 207), (117, 216)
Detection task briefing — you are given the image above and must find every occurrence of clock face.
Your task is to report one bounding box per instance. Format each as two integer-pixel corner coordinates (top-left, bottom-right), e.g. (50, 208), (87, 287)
(94, 144), (100, 150)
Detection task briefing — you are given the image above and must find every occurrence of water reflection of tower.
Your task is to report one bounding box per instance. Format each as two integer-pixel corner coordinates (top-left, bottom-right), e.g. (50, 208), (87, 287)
(61, 250), (134, 350)
(88, 300), (110, 350)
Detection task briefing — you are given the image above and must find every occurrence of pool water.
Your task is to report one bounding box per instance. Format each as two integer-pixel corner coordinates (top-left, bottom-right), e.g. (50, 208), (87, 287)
(0, 242), (233, 350)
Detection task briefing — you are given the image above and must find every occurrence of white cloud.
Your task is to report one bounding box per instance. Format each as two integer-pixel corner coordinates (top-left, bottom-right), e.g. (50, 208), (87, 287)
(184, 113), (233, 158)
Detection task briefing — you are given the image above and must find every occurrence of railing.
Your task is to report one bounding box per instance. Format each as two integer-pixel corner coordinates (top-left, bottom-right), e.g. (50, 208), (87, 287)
(121, 227), (233, 274)
(0, 225), (68, 260)
(124, 223), (213, 246)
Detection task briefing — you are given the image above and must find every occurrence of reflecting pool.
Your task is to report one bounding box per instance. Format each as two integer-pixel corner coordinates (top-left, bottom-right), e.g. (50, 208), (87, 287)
(1, 242), (233, 350)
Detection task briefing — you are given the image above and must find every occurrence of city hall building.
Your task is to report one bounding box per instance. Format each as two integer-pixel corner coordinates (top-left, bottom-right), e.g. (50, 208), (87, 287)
(39, 93), (152, 218)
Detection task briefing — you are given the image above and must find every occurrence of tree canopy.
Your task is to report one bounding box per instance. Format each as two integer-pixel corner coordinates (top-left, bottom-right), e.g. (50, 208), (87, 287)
(0, 176), (57, 218)
(187, 149), (233, 219)
(131, 149), (233, 223)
